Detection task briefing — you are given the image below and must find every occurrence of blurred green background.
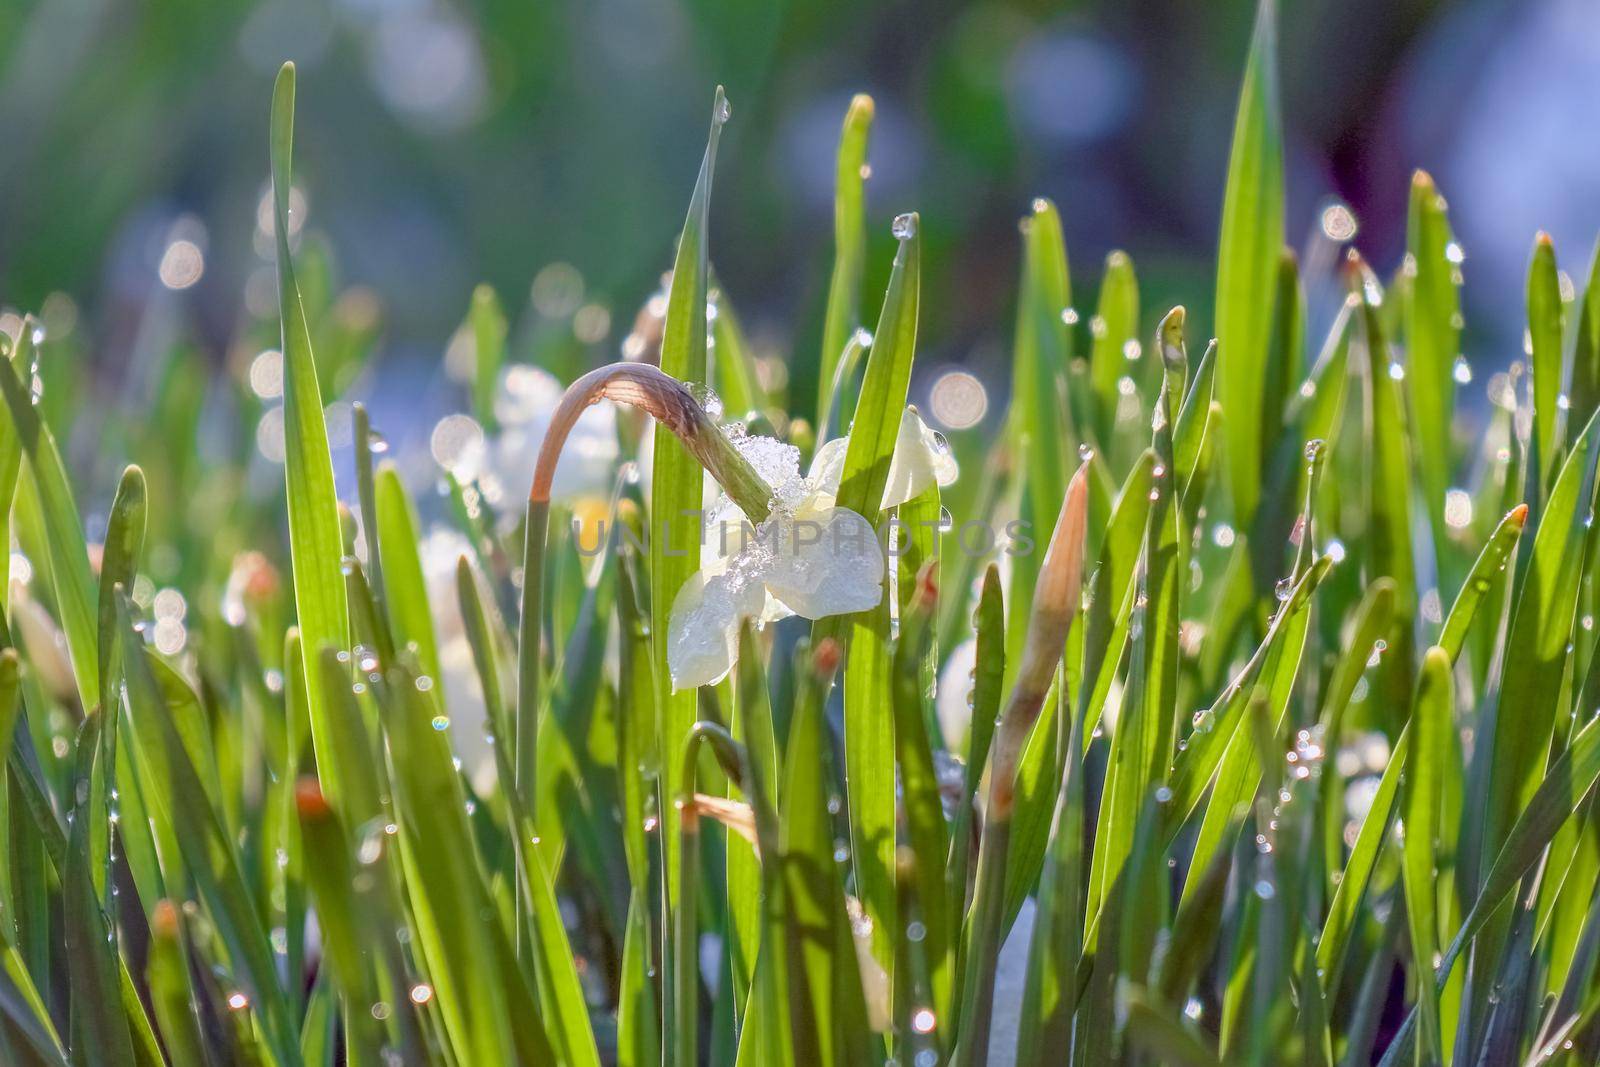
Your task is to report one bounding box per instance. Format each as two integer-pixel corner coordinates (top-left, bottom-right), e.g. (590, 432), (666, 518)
(1, 0), (1597, 435)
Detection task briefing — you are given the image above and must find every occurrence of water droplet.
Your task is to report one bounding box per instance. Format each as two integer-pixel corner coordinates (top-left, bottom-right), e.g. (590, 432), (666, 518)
(714, 93), (732, 124)
(415, 675), (434, 693)
(1274, 576), (1293, 602)
(1077, 443), (1095, 461)
(688, 382), (723, 421)
(1192, 708), (1214, 733)
(1303, 438), (1325, 462)
(891, 213), (918, 240)
(430, 714), (450, 731)
(1452, 355), (1472, 384)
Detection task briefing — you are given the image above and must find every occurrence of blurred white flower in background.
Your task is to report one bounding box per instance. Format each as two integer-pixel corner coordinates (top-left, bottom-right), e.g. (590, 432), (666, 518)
(431, 363), (619, 518)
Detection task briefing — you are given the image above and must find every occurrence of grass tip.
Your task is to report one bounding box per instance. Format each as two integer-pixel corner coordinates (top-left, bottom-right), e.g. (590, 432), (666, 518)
(812, 636), (842, 679)
(152, 899), (180, 938)
(294, 777), (332, 819)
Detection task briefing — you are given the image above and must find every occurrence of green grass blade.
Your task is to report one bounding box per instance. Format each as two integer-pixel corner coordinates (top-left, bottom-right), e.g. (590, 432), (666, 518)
(375, 465), (440, 680)
(1479, 406), (1600, 880)
(1088, 250), (1138, 456)
(817, 94), (874, 422)
(469, 283), (507, 432)
(118, 598), (302, 1066)
(1008, 200), (1073, 671)
(826, 212), (920, 993)
(292, 786), (385, 1062)
(271, 63), (353, 820)
(0, 352), (97, 713)
(1528, 232), (1564, 476)
(1402, 647), (1451, 1061)
(1438, 504), (1527, 659)
(145, 904), (208, 1067)
(1214, 0), (1284, 525)
(1404, 172), (1462, 565)
(650, 86), (726, 913)
(1350, 254), (1417, 718)
(947, 564), (1002, 936)
(892, 571), (951, 1030)
(63, 716), (136, 1067)
(1015, 707), (1085, 1063)
(1570, 240), (1600, 427)
(1161, 555), (1330, 843)
(1124, 989), (1222, 1066)
(1446, 710), (1600, 979)
(780, 642), (872, 1067)
(378, 656), (539, 1065)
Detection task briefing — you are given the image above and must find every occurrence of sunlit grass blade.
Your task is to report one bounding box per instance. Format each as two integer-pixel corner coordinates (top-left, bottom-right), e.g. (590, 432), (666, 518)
(145, 903), (207, 1067)
(1402, 647), (1451, 1061)
(1445, 710), (1600, 979)
(954, 462), (1087, 1067)
(117, 596), (302, 1066)
(1160, 555), (1330, 845)
(947, 564), (1002, 934)
(469, 283), (507, 431)
(1404, 171), (1462, 572)
(1007, 199), (1073, 672)
(826, 213), (920, 990)
(1349, 253), (1417, 719)
(891, 568), (951, 1032)
(375, 465), (441, 680)
(88, 464), (144, 902)
(1087, 250), (1138, 457)
(817, 94), (873, 423)
(1528, 232), (1564, 478)
(377, 655), (547, 1064)
(1123, 988), (1222, 1066)
(293, 783), (385, 1062)
(1214, 0), (1284, 525)
(1476, 405), (1600, 882)
(731, 623), (790, 1067)
(271, 63), (353, 821)
(648, 86), (727, 915)
(0, 345), (98, 712)
(1570, 240), (1600, 427)
(1014, 704), (1085, 1064)
(780, 640), (872, 1066)
(63, 716), (135, 1067)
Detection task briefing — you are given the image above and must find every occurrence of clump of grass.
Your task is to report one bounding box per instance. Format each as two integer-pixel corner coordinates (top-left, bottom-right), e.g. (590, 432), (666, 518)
(1, 1), (1598, 1065)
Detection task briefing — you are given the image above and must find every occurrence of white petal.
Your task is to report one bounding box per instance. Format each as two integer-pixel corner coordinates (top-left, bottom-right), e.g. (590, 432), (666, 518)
(666, 553), (770, 691)
(805, 409), (958, 513)
(882, 407), (958, 508)
(804, 436), (849, 506)
(666, 573), (738, 690)
(762, 505), (885, 619)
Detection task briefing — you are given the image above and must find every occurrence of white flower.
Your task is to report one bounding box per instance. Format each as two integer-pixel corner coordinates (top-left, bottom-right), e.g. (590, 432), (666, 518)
(807, 406), (958, 510)
(665, 406), (959, 690)
(485, 364), (618, 502)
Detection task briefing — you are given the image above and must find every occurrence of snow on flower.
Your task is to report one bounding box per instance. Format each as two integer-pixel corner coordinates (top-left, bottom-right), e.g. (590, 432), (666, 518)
(665, 406), (959, 690)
